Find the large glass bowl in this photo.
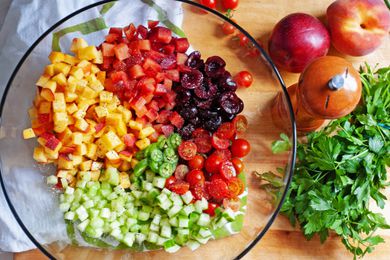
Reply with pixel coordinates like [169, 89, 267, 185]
[0, 0, 296, 259]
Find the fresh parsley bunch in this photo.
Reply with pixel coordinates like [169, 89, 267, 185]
[265, 64, 390, 258]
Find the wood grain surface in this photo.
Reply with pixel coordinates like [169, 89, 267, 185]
[14, 0, 390, 259]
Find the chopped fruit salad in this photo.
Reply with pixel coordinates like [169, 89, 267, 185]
[23, 21, 251, 253]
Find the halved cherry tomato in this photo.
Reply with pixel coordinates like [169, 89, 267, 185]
[233, 115, 248, 135]
[169, 180, 190, 195]
[174, 164, 189, 180]
[191, 183, 210, 200]
[205, 154, 224, 174]
[207, 179, 230, 200]
[204, 202, 218, 216]
[220, 160, 237, 180]
[231, 157, 244, 173]
[194, 136, 212, 153]
[212, 149, 232, 161]
[192, 128, 210, 139]
[165, 176, 176, 188]
[188, 154, 205, 170]
[178, 141, 197, 160]
[212, 134, 230, 150]
[231, 138, 251, 158]
[227, 177, 245, 198]
[216, 122, 236, 139]
[210, 173, 223, 181]
[186, 169, 205, 186]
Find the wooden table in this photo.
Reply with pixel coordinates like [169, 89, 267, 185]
[15, 0, 390, 259]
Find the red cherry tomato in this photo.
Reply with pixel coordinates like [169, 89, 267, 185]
[222, 0, 239, 10]
[186, 169, 206, 186]
[194, 136, 212, 153]
[205, 154, 225, 174]
[212, 134, 230, 150]
[210, 173, 223, 181]
[178, 141, 197, 160]
[191, 183, 210, 200]
[216, 122, 236, 139]
[227, 177, 244, 198]
[231, 138, 251, 158]
[219, 160, 237, 180]
[207, 179, 230, 200]
[204, 202, 219, 216]
[174, 164, 189, 180]
[169, 180, 190, 195]
[234, 71, 253, 88]
[232, 115, 248, 135]
[231, 157, 244, 173]
[221, 21, 236, 35]
[192, 128, 210, 139]
[236, 33, 249, 47]
[188, 154, 205, 170]
[200, 0, 217, 9]
[212, 149, 232, 161]
[165, 176, 176, 189]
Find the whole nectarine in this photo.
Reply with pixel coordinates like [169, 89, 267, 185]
[327, 0, 390, 56]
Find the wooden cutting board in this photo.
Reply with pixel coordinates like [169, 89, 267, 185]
[15, 0, 390, 259]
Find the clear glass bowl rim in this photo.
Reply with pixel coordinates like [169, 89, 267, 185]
[0, 0, 297, 259]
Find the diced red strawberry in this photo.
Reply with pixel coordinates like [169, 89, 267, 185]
[123, 133, 136, 147]
[105, 33, 120, 43]
[119, 150, 133, 158]
[137, 25, 148, 39]
[124, 23, 136, 40]
[157, 110, 172, 124]
[148, 131, 160, 142]
[175, 38, 190, 53]
[169, 111, 184, 128]
[147, 100, 159, 111]
[153, 123, 163, 133]
[135, 117, 148, 127]
[155, 72, 165, 83]
[146, 109, 159, 121]
[149, 26, 172, 44]
[154, 84, 168, 96]
[128, 64, 145, 79]
[177, 64, 192, 73]
[114, 43, 130, 61]
[164, 78, 173, 89]
[109, 27, 123, 36]
[40, 132, 55, 141]
[102, 56, 114, 70]
[101, 43, 115, 57]
[112, 59, 127, 71]
[142, 58, 161, 72]
[165, 69, 180, 82]
[138, 40, 151, 51]
[162, 44, 175, 55]
[148, 20, 159, 29]
[161, 124, 174, 136]
[160, 55, 177, 70]
[60, 146, 76, 154]
[144, 50, 166, 63]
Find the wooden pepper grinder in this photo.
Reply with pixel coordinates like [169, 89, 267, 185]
[272, 56, 362, 133]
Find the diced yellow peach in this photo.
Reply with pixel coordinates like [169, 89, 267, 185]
[75, 144, 87, 156]
[23, 128, 36, 139]
[51, 73, 67, 86]
[71, 132, 83, 145]
[53, 63, 71, 76]
[94, 106, 108, 118]
[129, 120, 143, 131]
[42, 80, 57, 93]
[114, 143, 126, 153]
[76, 59, 91, 69]
[106, 150, 120, 161]
[28, 107, 38, 120]
[86, 143, 97, 160]
[91, 161, 103, 171]
[37, 137, 46, 147]
[92, 51, 103, 64]
[106, 113, 122, 126]
[73, 109, 86, 119]
[119, 160, 131, 171]
[67, 116, 75, 126]
[53, 112, 68, 133]
[119, 152, 132, 162]
[130, 159, 139, 169]
[139, 127, 155, 139]
[106, 102, 117, 112]
[96, 71, 106, 85]
[77, 46, 100, 61]
[88, 78, 104, 93]
[70, 155, 83, 166]
[36, 75, 50, 87]
[119, 172, 131, 189]
[82, 134, 94, 143]
[40, 88, 55, 102]
[39, 101, 52, 114]
[57, 170, 70, 178]
[69, 66, 84, 80]
[57, 156, 74, 169]
[117, 106, 132, 123]
[44, 64, 55, 77]
[99, 91, 113, 103]
[70, 38, 88, 53]
[44, 147, 60, 160]
[66, 103, 78, 114]
[100, 131, 122, 150]
[48, 51, 65, 63]
[75, 118, 89, 131]
[33, 90, 43, 107]
[64, 92, 78, 103]
[135, 138, 151, 150]
[90, 170, 100, 181]
[80, 160, 92, 171]
[95, 139, 108, 158]
[116, 120, 127, 137]
[53, 93, 66, 112]
[64, 54, 79, 65]
[57, 128, 73, 144]
[81, 87, 98, 99]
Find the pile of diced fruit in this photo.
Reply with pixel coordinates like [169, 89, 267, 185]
[23, 21, 251, 253]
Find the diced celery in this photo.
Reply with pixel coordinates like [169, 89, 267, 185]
[142, 205, 153, 213]
[152, 214, 162, 225]
[77, 219, 89, 232]
[222, 207, 236, 221]
[164, 243, 180, 253]
[64, 211, 75, 220]
[60, 178, 68, 189]
[83, 200, 94, 209]
[147, 232, 158, 243]
[106, 167, 119, 186]
[130, 224, 141, 233]
[90, 217, 104, 228]
[162, 188, 172, 196]
[157, 193, 168, 203]
[107, 192, 118, 200]
[169, 217, 178, 227]
[131, 190, 142, 199]
[135, 233, 146, 244]
[100, 208, 111, 219]
[177, 228, 190, 236]
[46, 175, 58, 185]
[160, 225, 172, 238]
[194, 198, 208, 213]
[123, 232, 135, 247]
[170, 193, 183, 206]
[59, 202, 70, 212]
[150, 223, 159, 232]
[195, 235, 211, 244]
[215, 216, 228, 228]
[138, 211, 150, 221]
[110, 228, 123, 240]
[110, 220, 120, 230]
[85, 226, 103, 238]
[88, 208, 99, 218]
[142, 181, 153, 191]
[126, 218, 137, 228]
[157, 236, 168, 246]
[181, 204, 195, 216]
[64, 194, 74, 203]
[145, 170, 155, 182]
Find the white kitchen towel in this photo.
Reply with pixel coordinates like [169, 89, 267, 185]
[0, 0, 183, 252]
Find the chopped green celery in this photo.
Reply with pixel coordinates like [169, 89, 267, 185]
[131, 224, 141, 233]
[138, 211, 150, 221]
[160, 225, 172, 238]
[135, 233, 146, 244]
[162, 188, 172, 196]
[103, 167, 119, 186]
[123, 232, 135, 247]
[194, 235, 211, 245]
[167, 205, 182, 218]
[169, 216, 178, 227]
[160, 201, 172, 213]
[215, 216, 229, 228]
[70, 202, 80, 212]
[142, 181, 153, 191]
[73, 189, 83, 201]
[100, 182, 112, 192]
[164, 242, 180, 253]
[64, 194, 75, 203]
[186, 240, 201, 251]
[107, 192, 118, 201]
[194, 198, 208, 213]
[126, 218, 137, 228]
[77, 219, 89, 232]
[111, 198, 125, 210]
[126, 206, 138, 218]
[85, 225, 103, 239]
[150, 223, 159, 232]
[110, 228, 123, 240]
[131, 190, 142, 199]
[46, 175, 58, 185]
[100, 208, 111, 219]
[76, 180, 87, 189]
[87, 187, 98, 197]
[83, 200, 94, 209]
[145, 170, 156, 181]
[110, 220, 120, 230]
[152, 214, 162, 225]
[152, 207, 161, 216]
[142, 205, 153, 213]
[81, 194, 90, 202]
[157, 236, 168, 246]
[222, 207, 236, 221]
[197, 213, 210, 226]
[96, 199, 107, 209]
[59, 202, 70, 212]
[160, 218, 170, 227]
[153, 177, 166, 189]
[181, 205, 195, 216]
[157, 193, 168, 204]
[140, 224, 150, 235]
[114, 185, 125, 195]
[88, 208, 99, 218]
[64, 211, 75, 220]
[79, 171, 91, 182]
